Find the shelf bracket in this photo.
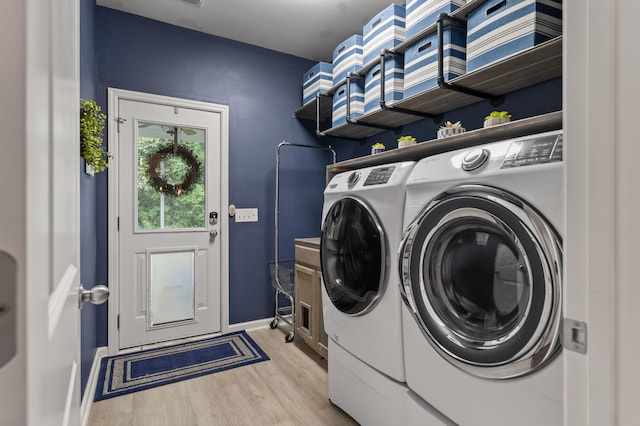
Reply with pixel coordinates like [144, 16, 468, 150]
[436, 13, 505, 107]
[379, 49, 443, 124]
[314, 92, 366, 142]
[315, 92, 332, 137]
[345, 73, 397, 131]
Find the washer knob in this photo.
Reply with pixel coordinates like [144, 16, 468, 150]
[347, 171, 361, 187]
[462, 148, 489, 171]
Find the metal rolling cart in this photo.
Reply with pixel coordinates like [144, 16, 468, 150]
[268, 141, 336, 343]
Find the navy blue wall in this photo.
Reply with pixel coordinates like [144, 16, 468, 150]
[95, 7, 367, 329]
[79, 0, 102, 397]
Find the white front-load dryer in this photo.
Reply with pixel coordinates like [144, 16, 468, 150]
[399, 131, 564, 426]
[321, 161, 453, 425]
[321, 161, 415, 383]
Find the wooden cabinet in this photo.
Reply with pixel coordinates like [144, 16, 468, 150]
[294, 238, 328, 359]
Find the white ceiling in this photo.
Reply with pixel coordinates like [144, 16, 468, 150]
[96, 0, 400, 62]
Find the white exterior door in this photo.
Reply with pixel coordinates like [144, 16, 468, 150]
[0, 0, 88, 425]
[113, 94, 225, 349]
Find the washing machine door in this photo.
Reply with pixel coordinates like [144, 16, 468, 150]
[399, 184, 562, 379]
[321, 196, 388, 316]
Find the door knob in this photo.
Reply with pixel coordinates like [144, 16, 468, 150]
[209, 229, 218, 239]
[79, 285, 110, 308]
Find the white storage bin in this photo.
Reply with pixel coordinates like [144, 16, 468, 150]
[466, 0, 562, 72]
[362, 4, 406, 65]
[403, 26, 466, 99]
[364, 56, 404, 113]
[302, 62, 333, 106]
[405, 0, 466, 40]
[332, 80, 365, 127]
[332, 35, 363, 85]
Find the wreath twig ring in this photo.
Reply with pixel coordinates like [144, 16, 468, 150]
[147, 144, 202, 197]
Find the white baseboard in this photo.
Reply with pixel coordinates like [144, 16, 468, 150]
[228, 318, 273, 333]
[81, 346, 107, 426]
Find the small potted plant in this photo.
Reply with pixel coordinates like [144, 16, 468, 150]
[484, 110, 512, 128]
[371, 142, 385, 155]
[437, 120, 466, 139]
[80, 99, 110, 174]
[397, 135, 417, 149]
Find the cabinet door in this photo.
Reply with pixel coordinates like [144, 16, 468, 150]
[294, 264, 316, 343]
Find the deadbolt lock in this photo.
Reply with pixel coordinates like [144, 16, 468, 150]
[209, 211, 218, 225]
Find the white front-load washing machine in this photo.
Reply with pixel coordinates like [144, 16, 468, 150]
[321, 161, 453, 425]
[399, 130, 564, 426]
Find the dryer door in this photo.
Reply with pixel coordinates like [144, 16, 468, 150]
[399, 184, 562, 379]
[321, 196, 388, 316]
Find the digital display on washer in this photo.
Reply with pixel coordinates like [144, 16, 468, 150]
[363, 166, 396, 186]
[501, 134, 563, 168]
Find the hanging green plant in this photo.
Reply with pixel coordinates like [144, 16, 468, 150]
[80, 99, 110, 173]
[146, 143, 203, 197]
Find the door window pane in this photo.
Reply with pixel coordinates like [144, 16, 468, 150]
[137, 122, 206, 230]
[149, 250, 195, 326]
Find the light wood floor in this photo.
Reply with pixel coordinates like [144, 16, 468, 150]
[88, 327, 358, 426]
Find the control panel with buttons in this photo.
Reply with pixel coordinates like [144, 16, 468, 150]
[363, 166, 396, 186]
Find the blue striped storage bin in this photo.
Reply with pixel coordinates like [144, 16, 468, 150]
[332, 80, 365, 127]
[302, 62, 333, 106]
[364, 56, 404, 113]
[406, 0, 466, 40]
[403, 26, 466, 99]
[362, 4, 406, 65]
[466, 0, 562, 72]
[332, 35, 363, 85]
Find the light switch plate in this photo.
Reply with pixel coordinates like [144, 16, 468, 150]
[235, 208, 258, 222]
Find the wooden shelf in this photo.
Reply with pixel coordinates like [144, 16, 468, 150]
[326, 111, 562, 177]
[393, 37, 562, 115]
[293, 34, 562, 140]
[294, 95, 332, 121]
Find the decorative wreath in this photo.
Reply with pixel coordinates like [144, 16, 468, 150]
[146, 144, 202, 197]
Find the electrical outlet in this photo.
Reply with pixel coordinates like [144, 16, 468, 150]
[235, 208, 258, 223]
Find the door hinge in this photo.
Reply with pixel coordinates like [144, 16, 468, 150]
[117, 217, 120, 231]
[563, 318, 587, 354]
[115, 117, 126, 133]
[117, 315, 120, 330]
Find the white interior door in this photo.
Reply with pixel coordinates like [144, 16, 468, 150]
[116, 98, 223, 349]
[0, 0, 88, 425]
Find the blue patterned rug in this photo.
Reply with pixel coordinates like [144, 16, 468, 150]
[94, 330, 269, 401]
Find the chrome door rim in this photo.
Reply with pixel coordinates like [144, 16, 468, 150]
[321, 196, 389, 316]
[399, 184, 562, 379]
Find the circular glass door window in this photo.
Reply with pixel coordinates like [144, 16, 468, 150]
[427, 221, 530, 345]
[321, 197, 387, 315]
[400, 185, 562, 378]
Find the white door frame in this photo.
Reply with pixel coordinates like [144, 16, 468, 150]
[564, 0, 639, 424]
[563, 1, 614, 422]
[107, 88, 230, 355]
